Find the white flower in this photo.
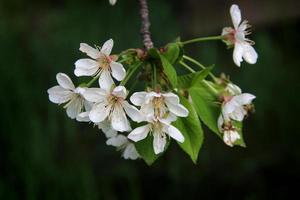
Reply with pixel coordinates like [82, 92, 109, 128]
[47, 73, 89, 119]
[109, 0, 117, 5]
[217, 115, 240, 147]
[130, 91, 189, 120]
[74, 39, 126, 90]
[222, 93, 256, 121]
[222, 4, 258, 67]
[128, 117, 184, 154]
[225, 83, 242, 95]
[82, 85, 142, 132]
[106, 134, 140, 160]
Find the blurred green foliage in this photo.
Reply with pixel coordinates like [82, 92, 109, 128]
[0, 0, 299, 199]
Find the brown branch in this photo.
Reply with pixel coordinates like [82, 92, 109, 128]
[139, 0, 154, 50]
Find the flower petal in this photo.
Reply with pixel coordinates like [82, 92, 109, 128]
[165, 101, 189, 117]
[223, 130, 240, 147]
[111, 104, 131, 132]
[130, 92, 147, 106]
[122, 101, 143, 122]
[82, 88, 107, 103]
[226, 83, 242, 95]
[233, 43, 244, 67]
[106, 134, 127, 147]
[101, 39, 114, 56]
[98, 121, 118, 138]
[112, 86, 127, 99]
[163, 92, 180, 104]
[66, 97, 83, 119]
[217, 115, 224, 132]
[166, 124, 185, 143]
[47, 86, 72, 104]
[230, 4, 242, 29]
[110, 61, 126, 81]
[153, 131, 166, 154]
[122, 143, 140, 160]
[99, 70, 114, 90]
[56, 73, 75, 90]
[127, 124, 150, 142]
[89, 103, 110, 123]
[233, 93, 256, 105]
[74, 59, 99, 76]
[242, 44, 258, 64]
[76, 111, 90, 122]
[79, 43, 101, 59]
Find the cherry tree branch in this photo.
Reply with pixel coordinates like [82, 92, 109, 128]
[139, 0, 154, 50]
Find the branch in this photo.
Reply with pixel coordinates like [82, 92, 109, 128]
[139, 0, 154, 50]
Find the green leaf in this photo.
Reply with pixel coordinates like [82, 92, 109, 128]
[189, 83, 221, 136]
[135, 135, 159, 165]
[159, 54, 178, 87]
[148, 48, 160, 59]
[173, 95, 204, 163]
[232, 120, 246, 147]
[178, 66, 213, 89]
[162, 43, 183, 64]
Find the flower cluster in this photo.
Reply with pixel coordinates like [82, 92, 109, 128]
[48, 4, 258, 164]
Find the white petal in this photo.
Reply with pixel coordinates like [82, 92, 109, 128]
[101, 39, 114, 56]
[76, 111, 90, 122]
[122, 101, 143, 122]
[66, 97, 83, 119]
[47, 86, 72, 104]
[111, 104, 131, 132]
[110, 61, 126, 81]
[56, 73, 75, 90]
[145, 92, 160, 104]
[230, 4, 242, 29]
[106, 134, 127, 147]
[153, 131, 166, 154]
[163, 92, 180, 104]
[226, 83, 242, 95]
[164, 113, 177, 124]
[217, 115, 224, 132]
[222, 27, 233, 36]
[127, 124, 150, 142]
[140, 103, 154, 120]
[242, 44, 258, 64]
[233, 93, 256, 105]
[83, 100, 93, 111]
[130, 92, 147, 106]
[223, 130, 240, 147]
[122, 143, 140, 160]
[89, 103, 110, 123]
[98, 121, 117, 138]
[82, 88, 107, 103]
[165, 101, 189, 117]
[112, 86, 127, 99]
[229, 107, 246, 121]
[233, 43, 244, 67]
[79, 43, 101, 59]
[166, 124, 184, 143]
[222, 99, 240, 117]
[74, 59, 99, 76]
[109, 0, 117, 6]
[99, 70, 114, 90]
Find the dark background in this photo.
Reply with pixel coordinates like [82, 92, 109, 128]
[1, 0, 299, 199]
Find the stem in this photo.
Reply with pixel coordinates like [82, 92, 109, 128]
[139, 0, 154, 50]
[181, 35, 223, 45]
[86, 74, 100, 87]
[179, 61, 195, 73]
[120, 62, 142, 86]
[152, 63, 157, 88]
[183, 55, 217, 81]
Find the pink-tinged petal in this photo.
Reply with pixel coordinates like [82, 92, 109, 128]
[89, 103, 110, 123]
[101, 39, 114, 56]
[242, 44, 258, 64]
[47, 86, 72, 104]
[233, 43, 244, 67]
[111, 104, 131, 132]
[106, 134, 127, 147]
[153, 130, 166, 154]
[99, 69, 114, 90]
[166, 124, 184, 143]
[230, 4, 242, 29]
[66, 97, 83, 119]
[128, 124, 150, 142]
[74, 59, 99, 76]
[110, 61, 126, 81]
[82, 88, 107, 103]
[130, 92, 147, 106]
[112, 86, 127, 99]
[79, 43, 101, 59]
[122, 101, 143, 122]
[56, 73, 75, 90]
[122, 143, 140, 160]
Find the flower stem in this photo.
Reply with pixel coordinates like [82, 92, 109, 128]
[179, 61, 195, 73]
[120, 62, 142, 86]
[86, 74, 100, 87]
[183, 55, 217, 81]
[181, 35, 223, 45]
[152, 63, 157, 88]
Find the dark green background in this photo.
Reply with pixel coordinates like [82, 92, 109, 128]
[1, 0, 299, 199]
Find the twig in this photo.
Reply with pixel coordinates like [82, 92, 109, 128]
[139, 0, 154, 50]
